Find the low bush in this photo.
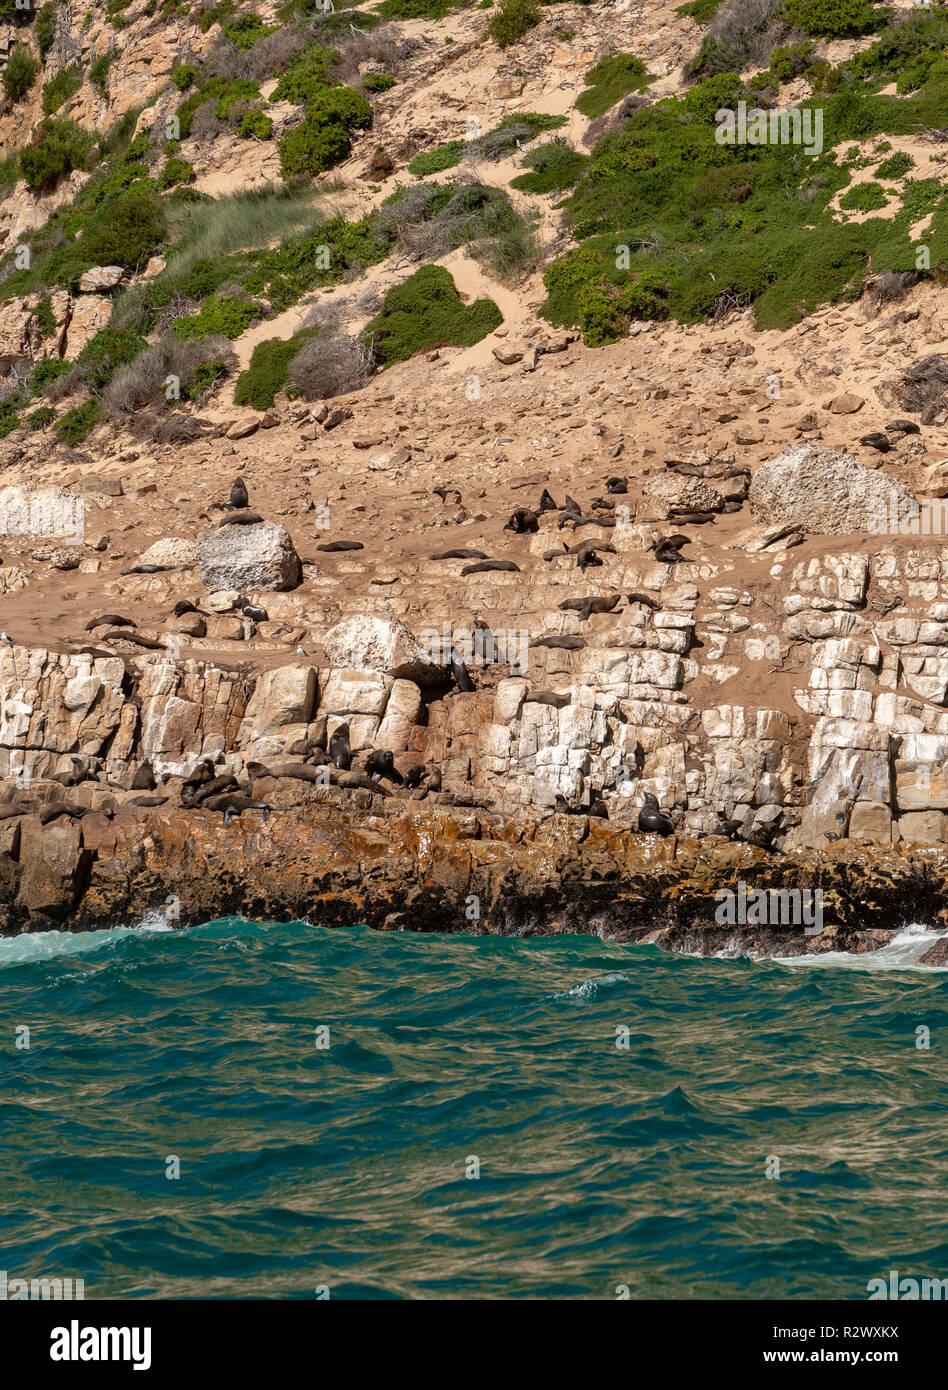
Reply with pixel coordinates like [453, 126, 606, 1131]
[783, 0, 884, 39]
[364, 264, 502, 366]
[488, 0, 540, 47]
[173, 294, 260, 338]
[157, 156, 194, 189]
[234, 328, 317, 408]
[238, 108, 273, 139]
[36, 2, 58, 62]
[875, 150, 913, 179]
[362, 73, 395, 93]
[89, 52, 112, 95]
[839, 180, 889, 211]
[26, 405, 56, 430]
[575, 54, 651, 119]
[287, 329, 374, 400]
[55, 400, 101, 446]
[42, 63, 82, 115]
[103, 333, 235, 415]
[83, 191, 166, 270]
[3, 44, 39, 102]
[511, 138, 588, 192]
[20, 118, 95, 190]
[408, 140, 465, 177]
[173, 63, 198, 91]
[278, 86, 371, 177]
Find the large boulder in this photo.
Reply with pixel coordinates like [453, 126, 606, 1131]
[749, 443, 918, 535]
[196, 523, 301, 592]
[138, 537, 197, 569]
[322, 616, 444, 684]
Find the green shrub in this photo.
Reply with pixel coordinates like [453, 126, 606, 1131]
[408, 140, 465, 176]
[510, 138, 587, 193]
[30, 358, 71, 396]
[675, 0, 722, 17]
[188, 358, 229, 400]
[575, 53, 651, 119]
[213, 78, 260, 120]
[20, 118, 95, 190]
[89, 52, 112, 95]
[173, 295, 261, 338]
[238, 108, 273, 139]
[3, 44, 39, 102]
[0, 399, 21, 441]
[172, 63, 198, 91]
[838, 180, 888, 211]
[364, 264, 502, 366]
[278, 87, 371, 178]
[56, 400, 100, 446]
[73, 327, 148, 393]
[42, 63, 82, 115]
[782, 0, 884, 38]
[270, 44, 335, 105]
[157, 156, 194, 189]
[377, 0, 456, 15]
[83, 191, 166, 269]
[223, 13, 275, 50]
[875, 150, 913, 180]
[36, 2, 58, 62]
[362, 73, 395, 93]
[234, 329, 317, 409]
[26, 405, 56, 430]
[32, 298, 56, 337]
[488, 0, 540, 48]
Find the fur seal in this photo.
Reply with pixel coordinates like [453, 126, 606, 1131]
[218, 512, 265, 527]
[201, 792, 270, 824]
[128, 795, 168, 807]
[223, 478, 249, 511]
[504, 508, 539, 534]
[860, 433, 890, 452]
[189, 774, 239, 807]
[558, 595, 621, 622]
[242, 603, 269, 623]
[638, 793, 674, 837]
[0, 802, 28, 820]
[51, 756, 89, 788]
[404, 765, 424, 790]
[247, 760, 328, 786]
[427, 768, 442, 793]
[887, 419, 920, 435]
[606, 477, 628, 494]
[533, 635, 586, 650]
[121, 564, 168, 575]
[329, 724, 351, 771]
[627, 591, 661, 610]
[527, 691, 571, 710]
[85, 614, 136, 631]
[450, 649, 475, 693]
[102, 629, 167, 650]
[538, 489, 558, 512]
[431, 549, 487, 561]
[172, 600, 203, 618]
[364, 749, 403, 785]
[335, 770, 389, 795]
[461, 560, 520, 575]
[181, 759, 216, 795]
[39, 801, 87, 825]
[653, 535, 690, 565]
[316, 540, 364, 552]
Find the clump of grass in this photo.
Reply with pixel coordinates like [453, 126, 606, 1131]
[173, 295, 261, 339]
[875, 150, 913, 180]
[488, 0, 540, 48]
[510, 138, 588, 193]
[575, 54, 652, 119]
[364, 264, 502, 366]
[839, 180, 889, 212]
[43, 64, 82, 115]
[408, 141, 465, 177]
[235, 329, 318, 409]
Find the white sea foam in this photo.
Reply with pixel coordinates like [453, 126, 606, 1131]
[777, 922, 948, 972]
[555, 972, 629, 999]
[0, 917, 173, 968]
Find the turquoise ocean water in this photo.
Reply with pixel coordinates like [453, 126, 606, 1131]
[1, 918, 946, 1300]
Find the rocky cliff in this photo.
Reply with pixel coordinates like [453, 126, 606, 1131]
[0, 0, 947, 951]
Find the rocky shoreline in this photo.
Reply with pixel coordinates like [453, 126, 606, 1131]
[3, 792, 948, 964]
